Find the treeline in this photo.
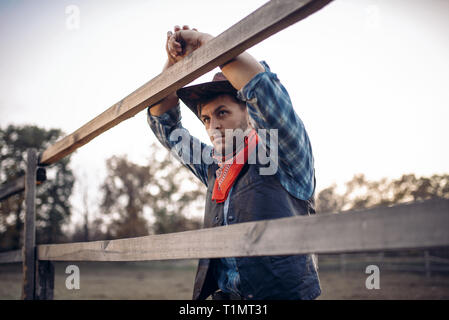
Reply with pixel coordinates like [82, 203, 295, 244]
[1, 124, 448, 252]
[71, 146, 205, 242]
[316, 173, 449, 213]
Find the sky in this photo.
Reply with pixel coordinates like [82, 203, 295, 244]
[1, 0, 448, 226]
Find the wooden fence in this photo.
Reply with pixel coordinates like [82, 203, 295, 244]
[0, 0, 448, 300]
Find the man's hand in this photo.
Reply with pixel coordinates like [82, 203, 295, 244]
[166, 25, 213, 65]
[152, 25, 208, 116]
[165, 25, 263, 90]
[151, 24, 263, 117]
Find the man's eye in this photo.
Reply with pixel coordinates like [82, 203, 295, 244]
[202, 118, 210, 124]
[218, 110, 226, 116]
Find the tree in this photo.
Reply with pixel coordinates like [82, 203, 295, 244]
[100, 155, 152, 238]
[316, 173, 449, 214]
[100, 143, 204, 238]
[0, 125, 75, 250]
[315, 183, 343, 214]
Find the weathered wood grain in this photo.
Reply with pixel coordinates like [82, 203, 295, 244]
[0, 168, 46, 201]
[39, 0, 333, 165]
[0, 177, 25, 201]
[0, 249, 22, 264]
[37, 198, 449, 262]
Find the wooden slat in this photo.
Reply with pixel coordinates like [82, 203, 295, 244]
[37, 198, 449, 262]
[0, 169, 46, 201]
[39, 0, 333, 165]
[0, 250, 22, 264]
[0, 177, 25, 201]
[21, 149, 37, 300]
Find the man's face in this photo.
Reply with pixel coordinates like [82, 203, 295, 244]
[200, 94, 250, 156]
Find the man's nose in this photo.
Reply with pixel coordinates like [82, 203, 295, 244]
[209, 116, 221, 130]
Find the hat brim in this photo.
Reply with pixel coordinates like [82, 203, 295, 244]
[176, 80, 237, 119]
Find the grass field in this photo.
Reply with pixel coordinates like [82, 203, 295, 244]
[1, 259, 448, 300]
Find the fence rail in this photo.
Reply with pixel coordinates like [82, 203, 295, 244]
[0, 168, 46, 201]
[2, 198, 448, 263]
[0, 250, 22, 264]
[0, 177, 24, 201]
[35, 198, 449, 262]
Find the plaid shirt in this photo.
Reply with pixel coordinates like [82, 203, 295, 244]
[147, 61, 315, 200]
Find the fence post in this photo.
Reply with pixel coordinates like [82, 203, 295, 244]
[35, 260, 55, 300]
[424, 250, 431, 278]
[21, 149, 37, 300]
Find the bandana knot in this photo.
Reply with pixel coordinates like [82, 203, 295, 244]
[211, 129, 258, 203]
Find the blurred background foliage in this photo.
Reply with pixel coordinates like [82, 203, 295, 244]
[0, 125, 74, 250]
[316, 173, 449, 214]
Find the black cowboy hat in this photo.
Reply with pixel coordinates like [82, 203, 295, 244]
[176, 72, 237, 119]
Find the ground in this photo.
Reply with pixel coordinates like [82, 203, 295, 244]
[1, 259, 448, 300]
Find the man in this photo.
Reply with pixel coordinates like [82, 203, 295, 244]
[147, 25, 320, 300]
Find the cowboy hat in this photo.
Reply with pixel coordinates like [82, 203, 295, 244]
[176, 72, 237, 119]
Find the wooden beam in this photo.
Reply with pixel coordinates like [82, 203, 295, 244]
[0, 250, 22, 264]
[37, 198, 449, 262]
[0, 168, 46, 201]
[21, 149, 37, 300]
[39, 0, 333, 165]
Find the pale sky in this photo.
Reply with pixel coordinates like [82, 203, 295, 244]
[1, 0, 448, 225]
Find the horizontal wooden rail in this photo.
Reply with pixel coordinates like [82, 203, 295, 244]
[39, 0, 333, 165]
[0, 169, 46, 201]
[36, 198, 449, 262]
[0, 177, 24, 201]
[0, 249, 22, 264]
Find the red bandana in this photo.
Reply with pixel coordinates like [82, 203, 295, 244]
[211, 129, 258, 203]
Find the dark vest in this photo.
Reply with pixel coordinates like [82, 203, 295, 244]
[192, 158, 321, 300]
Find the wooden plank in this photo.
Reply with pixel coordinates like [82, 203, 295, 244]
[21, 149, 37, 300]
[39, 0, 333, 165]
[35, 260, 54, 300]
[0, 250, 22, 264]
[37, 198, 449, 262]
[0, 177, 25, 201]
[0, 169, 46, 201]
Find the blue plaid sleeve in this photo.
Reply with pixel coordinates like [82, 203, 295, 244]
[237, 61, 315, 200]
[146, 104, 212, 187]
